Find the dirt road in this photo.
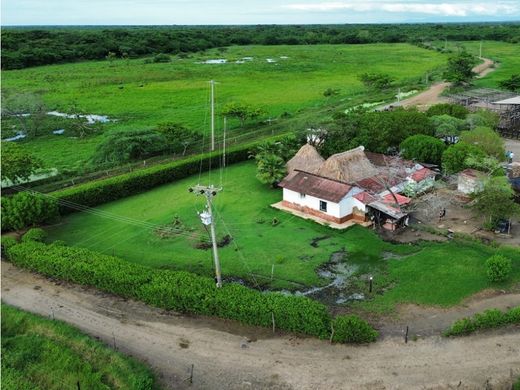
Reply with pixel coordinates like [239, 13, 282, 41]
[395, 58, 495, 110]
[2, 262, 520, 390]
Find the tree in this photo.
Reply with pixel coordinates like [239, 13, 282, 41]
[443, 51, 477, 85]
[68, 103, 100, 138]
[156, 122, 202, 155]
[426, 103, 468, 119]
[465, 109, 500, 130]
[255, 154, 286, 187]
[1, 142, 42, 183]
[429, 114, 466, 142]
[90, 129, 169, 167]
[498, 74, 520, 92]
[358, 73, 394, 90]
[459, 126, 505, 160]
[441, 142, 486, 174]
[472, 176, 519, 229]
[400, 134, 446, 165]
[221, 102, 265, 127]
[1, 91, 47, 137]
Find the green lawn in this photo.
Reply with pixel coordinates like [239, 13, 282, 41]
[45, 161, 520, 310]
[2, 43, 447, 170]
[1, 304, 157, 390]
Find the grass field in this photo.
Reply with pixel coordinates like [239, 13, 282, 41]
[2, 43, 447, 170]
[45, 161, 520, 309]
[433, 40, 520, 89]
[1, 304, 157, 389]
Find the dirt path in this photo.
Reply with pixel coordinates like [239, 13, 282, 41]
[393, 57, 495, 110]
[2, 262, 520, 390]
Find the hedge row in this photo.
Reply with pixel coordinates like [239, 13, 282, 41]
[444, 307, 520, 336]
[6, 241, 378, 343]
[1, 138, 283, 232]
[51, 139, 269, 213]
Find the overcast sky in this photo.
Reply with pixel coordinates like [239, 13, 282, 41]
[2, 0, 519, 25]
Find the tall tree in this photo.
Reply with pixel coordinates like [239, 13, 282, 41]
[443, 52, 477, 86]
[1, 92, 47, 137]
[1, 142, 42, 183]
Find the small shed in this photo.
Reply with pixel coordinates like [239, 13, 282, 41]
[457, 169, 486, 195]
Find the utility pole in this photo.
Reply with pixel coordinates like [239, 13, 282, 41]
[189, 184, 223, 287]
[222, 117, 227, 169]
[210, 80, 215, 151]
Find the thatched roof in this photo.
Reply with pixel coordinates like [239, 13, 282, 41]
[286, 144, 325, 174]
[317, 146, 378, 183]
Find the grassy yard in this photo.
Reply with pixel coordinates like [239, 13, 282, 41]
[1, 304, 157, 390]
[2, 43, 446, 170]
[45, 161, 520, 310]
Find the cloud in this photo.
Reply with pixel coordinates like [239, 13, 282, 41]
[283, 1, 520, 16]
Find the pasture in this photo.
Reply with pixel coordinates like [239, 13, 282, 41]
[1, 304, 156, 389]
[45, 161, 520, 310]
[2, 43, 447, 170]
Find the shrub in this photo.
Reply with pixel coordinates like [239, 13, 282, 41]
[400, 134, 446, 165]
[426, 103, 468, 119]
[331, 315, 379, 343]
[21, 228, 47, 243]
[441, 142, 486, 174]
[1, 236, 18, 254]
[444, 306, 520, 336]
[1, 192, 59, 232]
[485, 255, 512, 282]
[5, 242, 374, 342]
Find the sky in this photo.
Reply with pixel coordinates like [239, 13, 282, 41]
[2, 0, 519, 25]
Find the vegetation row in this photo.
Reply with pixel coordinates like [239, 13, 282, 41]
[444, 306, 520, 336]
[4, 239, 378, 344]
[1, 304, 156, 390]
[3, 23, 519, 69]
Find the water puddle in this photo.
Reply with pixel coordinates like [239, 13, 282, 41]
[47, 111, 110, 124]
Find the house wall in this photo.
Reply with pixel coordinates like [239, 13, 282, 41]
[458, 175, 483, 194]
[283, 189, 342, 218]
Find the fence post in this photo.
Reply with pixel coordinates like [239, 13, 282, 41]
[405, 326, 409, 344]
[189, 364, 194, 385]
[77, 380, 81, 390]
[271, 312, 275, 333]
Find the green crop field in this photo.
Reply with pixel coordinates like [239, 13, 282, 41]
[2, 43, 447, 171]
[45, 161, 520, 310]
[1, 304, 157, 389]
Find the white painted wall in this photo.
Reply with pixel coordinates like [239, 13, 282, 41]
[283, 188, 342, 218]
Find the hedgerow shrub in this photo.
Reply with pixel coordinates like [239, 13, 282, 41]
[21, 228, 47, 243]
[331, 315, 379, 343]
[444, 306, 520, 336]
[1, 236, 18, 251]
[485, 255, 512, 282]
[1, 192, 58, 232]
[5, 242, 377, 342]
[0, 137, 286, 232]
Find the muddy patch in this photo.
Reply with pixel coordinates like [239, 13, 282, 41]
[310, 236, 330, 248]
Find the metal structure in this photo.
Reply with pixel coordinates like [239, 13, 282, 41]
[448, 88, 520, 139]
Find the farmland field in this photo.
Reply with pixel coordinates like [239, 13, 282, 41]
[45, 161, 520, 310]
[1, 304, 157, 389]
[2, 43, 447, 171]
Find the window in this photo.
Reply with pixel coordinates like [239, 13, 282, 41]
[299, 193, 306, 199]
[319, 200, 327, 212]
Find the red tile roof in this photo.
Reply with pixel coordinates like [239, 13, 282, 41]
[383, 193, 411, 205]
[460, 168, 485, 178]
[410, 167, 435, 182]
[279, 170, 352, 203]
[353, 191, 376, 205]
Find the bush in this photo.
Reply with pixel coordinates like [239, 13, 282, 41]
[400, 134, 446, 165]
[331, 315, 379, 343]
[485, 255, 512, 282]
[1, 236, 18, 254]
[21, 228, 47, 243]
[4, 242, 376, 342]
[445, 306, 520, 336]
[441, 142, 486, 174]
[426, 103, 469, 119]
[1, 192, 59, 232]
[153, 53, 171, 63]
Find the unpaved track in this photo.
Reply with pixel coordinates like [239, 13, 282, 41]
[2, 262, 520, 390]
[395, 58, 495, 109]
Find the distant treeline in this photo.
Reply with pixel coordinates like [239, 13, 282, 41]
[2, 23, 520, 70]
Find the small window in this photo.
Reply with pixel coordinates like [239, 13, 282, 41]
[299, 193, 306, 199]
[319, 200, 327, 212]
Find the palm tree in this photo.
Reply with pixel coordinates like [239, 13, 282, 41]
[256, 154, 286, 187]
